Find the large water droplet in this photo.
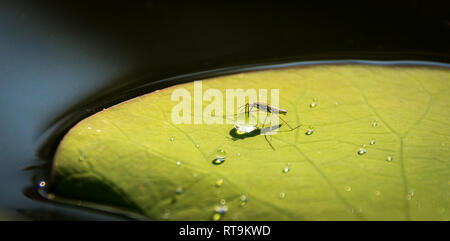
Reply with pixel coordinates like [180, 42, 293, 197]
[39, 181, 46, 188]
[234, 112, 258, 134]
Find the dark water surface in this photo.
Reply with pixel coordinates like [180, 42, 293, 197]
[0, 1, 448, 220]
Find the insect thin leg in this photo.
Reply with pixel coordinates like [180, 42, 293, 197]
[269, 113, 274, 143]
[261, 113, 275, 150]
[278, 115, 301, 131]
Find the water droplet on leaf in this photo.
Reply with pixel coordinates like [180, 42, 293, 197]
[162, 211, 170, 220]
[175, 186, 183, 194]
[358, 148, 367, 155]
[234, 112, 258, 134]
[212, 213, 221, 221]
[214, 204, 228, 214]
[305, 128, 314, 135]
[215, 179, 224, 187]
[240, 194, 248, 206]
[213, 149, 227, 165]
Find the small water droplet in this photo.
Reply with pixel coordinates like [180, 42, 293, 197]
[195, 144, 200, 148]
[370, 140, 376, 145]
[212, 213, 222, 221]
[220, 199, 227, 205]
[240, 194, 248, 206]
[162, 211, 170, 220]
[279, 192, 286, 199]
[345, 186, 352, 192]
[214, 204, 228, 214]
[169, 136, 175, 142]
[386, 155, 393, 162]
[215, 179, 224, 187]
[213, 149, 227, 165]
[305, 128, 314, 135]
[212, 158, 225, 165]
[357, 148, 367, 155]
[237, 152, 241, 157]
[39, 181, 46, 188]
[372, 121, 378, 127]
[407, 190, 415, 201]
[310, 102, 317, 108]
[96, 129, 101, 133]
[87, 126, 92, 130]
[175, 186, 183, 194]
[176, 161, 181, 166]
[374, 190, 381, 196]
[47, 193, 55, 200]
[282, 166, 290, 173]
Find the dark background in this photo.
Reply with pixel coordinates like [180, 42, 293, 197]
[0, 0, 448, 220]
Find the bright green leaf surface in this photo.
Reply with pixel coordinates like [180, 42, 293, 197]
[52, 64, 450, 220]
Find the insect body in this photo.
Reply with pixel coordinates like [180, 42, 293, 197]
[246, 102, 287, 115]
[239, 102, 300, 150]
[241, 102, 298, 131]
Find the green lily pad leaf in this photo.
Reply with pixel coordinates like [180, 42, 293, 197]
[52, 64, 450, 220]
